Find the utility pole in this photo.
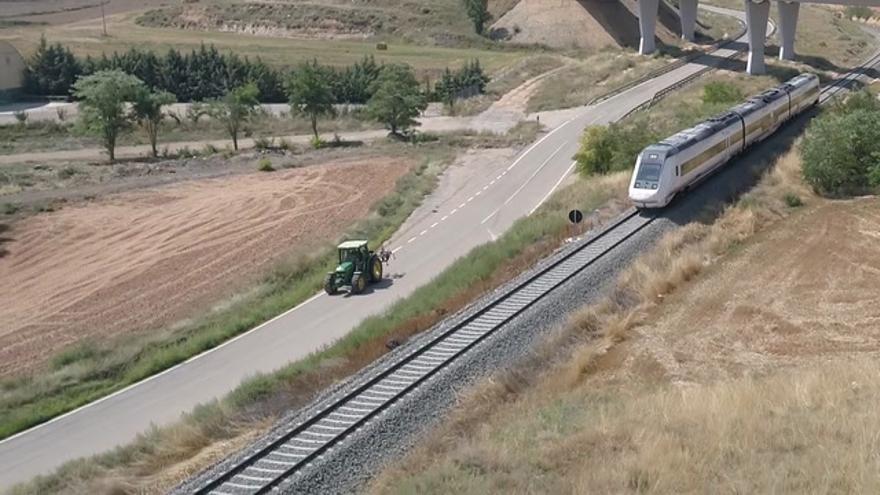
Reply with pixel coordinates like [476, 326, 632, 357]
[100, 1, 107, 36]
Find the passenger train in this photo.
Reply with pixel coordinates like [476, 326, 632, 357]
[628, 73, 820, 208]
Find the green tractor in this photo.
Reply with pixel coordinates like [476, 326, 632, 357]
[324, 240, 384, 295]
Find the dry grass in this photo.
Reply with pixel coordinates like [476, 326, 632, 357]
[370, 143, 875, 494]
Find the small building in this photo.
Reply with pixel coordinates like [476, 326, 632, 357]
[0, 41, 26, 99]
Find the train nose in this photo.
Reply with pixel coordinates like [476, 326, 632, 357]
[629, 188, 658, 203]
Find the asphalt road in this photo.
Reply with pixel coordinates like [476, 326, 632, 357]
[0, 6, 759, 488]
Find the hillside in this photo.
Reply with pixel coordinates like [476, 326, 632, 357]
[492, 0, 684, 50]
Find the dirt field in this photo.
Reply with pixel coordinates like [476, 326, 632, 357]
[0, 156, 410, 378]
[628, 198, 880, 382]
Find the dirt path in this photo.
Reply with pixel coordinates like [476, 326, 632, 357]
[0, 156, 411, 377]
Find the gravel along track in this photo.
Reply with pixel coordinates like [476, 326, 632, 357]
[179, 53, 880, 495]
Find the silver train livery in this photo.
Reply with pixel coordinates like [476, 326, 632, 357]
[629, 73, 820, 208]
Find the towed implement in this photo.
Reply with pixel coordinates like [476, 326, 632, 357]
[324, 240, 383, 295]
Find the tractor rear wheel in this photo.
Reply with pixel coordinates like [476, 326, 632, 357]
[369, 255, 383, 283]
[323, 273, 338, 295]
[351, 272, 366, 294]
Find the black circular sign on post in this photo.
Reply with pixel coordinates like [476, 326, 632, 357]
[568, 209, 583, 224]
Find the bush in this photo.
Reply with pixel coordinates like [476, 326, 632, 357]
[783, 193, 803, 207]
[57, 166, 79, 180]
[254, 136, 273, 150]
[310, 136, 325, 149]
[13, 111, 27, 125]
[801, 107, 880, 196]
[258, 157, 274, 172]
[702, 81, 743, 105]
[574, 123, 659, 176]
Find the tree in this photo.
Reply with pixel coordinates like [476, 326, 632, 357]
[132, 88, 177, 158]
[462, 0, 490, 35]
[73, 70, 144, 161]
[206, 83, 261, 150]
[367, 65, 427, 137]
[286, 60, 336, 141]
[801, 108, 880, 196]
[23, 36, 82, 96]
[574, 125, 614, 175]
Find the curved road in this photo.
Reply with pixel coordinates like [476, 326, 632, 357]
[0, 6, 760, 488]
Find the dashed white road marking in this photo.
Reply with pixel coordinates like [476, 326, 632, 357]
[459, 202, 466, 208]
[450, 208, 457, 215]
[482, 142, 567, 225]
[391, 246, 403, 254]
[441, 215, 448, 221]
[419, 230, 428, 236]
[475, 190, 481, 196]
[430, 222, 438, 228]
[489, 180, 496, 185]
[482, 185, 489, 190]
[467, 197, 474, 203]
[529, 161, 577, 215]
[407, 237, 417, 243]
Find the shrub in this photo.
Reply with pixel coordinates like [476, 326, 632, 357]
[202, 143, 219, 155]
[1, 203, 19, 215]
[783, 193, 803, 207]
[801, 108, 880, 196]
[310, 136, 325, 149]
[575, 123, 659, 176]
[57, 166, 79, 180]
[258, 157, 275, 172]
[254, 136, 274, 150]
[55, 107, 67, 121]
[702, 81, 743, 106]
[13, 111, 27, 125]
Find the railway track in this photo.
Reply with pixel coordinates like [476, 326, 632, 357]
[193, 208, 655, 495]
[817, 48, 880, 104]
[192, 44, 880, 495]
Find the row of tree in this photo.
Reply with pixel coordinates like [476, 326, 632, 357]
[23, 38, 490, 105]
[74, 61, 429, 161]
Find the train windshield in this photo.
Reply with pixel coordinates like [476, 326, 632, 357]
[636, 162, 662, 183]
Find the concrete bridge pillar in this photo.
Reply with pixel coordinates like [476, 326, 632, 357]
[638, 0, 660, 54]
[679, 0, 699, 42]
[745, 0, 770, 75]
[777, 1, 800, 60]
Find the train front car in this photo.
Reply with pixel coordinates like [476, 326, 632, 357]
[628, 146, 674, 208]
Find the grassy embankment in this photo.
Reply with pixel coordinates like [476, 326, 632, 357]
[9, 66, 785, 495]
[0, 2, 529, 80]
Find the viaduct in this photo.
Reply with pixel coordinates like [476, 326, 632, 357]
[636, 0, 880, 74]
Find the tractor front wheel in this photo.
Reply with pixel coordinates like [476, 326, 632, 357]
[369, 255, 383, 283]
[323, 273, 337, 295]
[351, 272, 366, 294]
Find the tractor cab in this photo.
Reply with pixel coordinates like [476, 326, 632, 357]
[324, 240, 384, 295]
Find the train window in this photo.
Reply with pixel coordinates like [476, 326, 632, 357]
[636, 163, 662, 183]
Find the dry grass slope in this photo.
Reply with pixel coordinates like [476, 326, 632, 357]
[373, 135, 880, 493]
